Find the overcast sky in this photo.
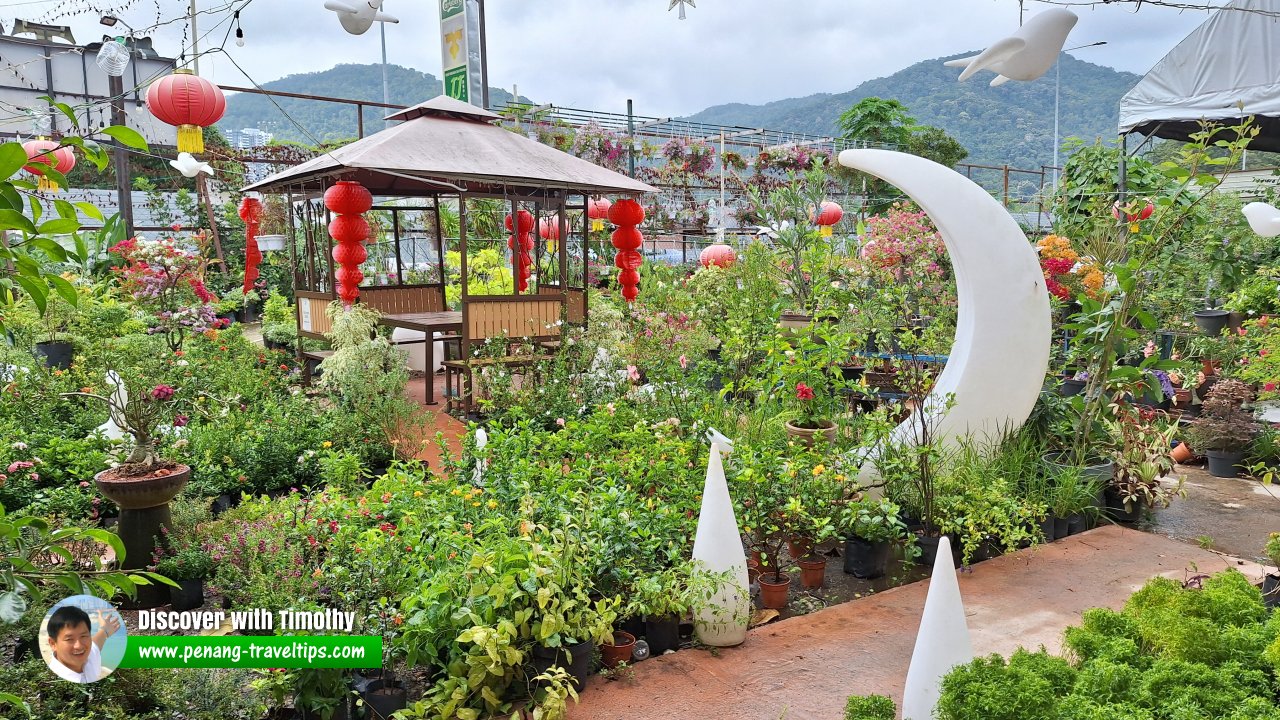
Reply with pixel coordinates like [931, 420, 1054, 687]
[15, 0, 1227, 117]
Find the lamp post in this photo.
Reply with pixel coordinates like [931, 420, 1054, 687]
[100, 14, 137, 237]
[1053, 40, 1106, 188]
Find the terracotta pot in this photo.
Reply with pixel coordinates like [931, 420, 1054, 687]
[786, 536, 813, 560]
[1174, 388, 1192, 406]
[1170, 441, 1196, 464]
[797, 557, 825, 589]
[599, 631, 636, 669]
[95, 464, 190, 510]
[784, 420, 837, 447]
[1202, 359, 1220, 376]
[758, 573, 791, 610]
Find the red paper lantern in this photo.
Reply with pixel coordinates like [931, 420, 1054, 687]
[608, 198, 645, 227]
[538, 216, 562, 251]
[587, 197, 612, 231]
[324, 181, 373, 215]
[700, 243, 737, 268]
[23, 140, 74, 192]
[504, 210, 535, 234]
[813, 201, 843, 237]
[325, 181, 372, 305]
[610, 199, 645, 303]
[145, 69, 226, 154]
[238, 197, 264, 294]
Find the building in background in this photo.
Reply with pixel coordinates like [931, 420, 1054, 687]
[227, 127, 274, 183]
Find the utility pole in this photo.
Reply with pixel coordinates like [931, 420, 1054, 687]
[108, 72, 134, 237]
[189, 0, 199, 72]
[380, 21, 390, 129]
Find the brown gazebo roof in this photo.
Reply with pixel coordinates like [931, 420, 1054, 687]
[243, 95, 655, 196]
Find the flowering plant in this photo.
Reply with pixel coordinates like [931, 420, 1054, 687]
[572, 122, 630, 173]
[1037, 234, 1104, 301]
[761, 325, 850, 430]
[110, 230, 223, 351]
[660, 137, 716, 176]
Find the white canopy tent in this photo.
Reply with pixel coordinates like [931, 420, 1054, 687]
[1119, 0, 1280, 152]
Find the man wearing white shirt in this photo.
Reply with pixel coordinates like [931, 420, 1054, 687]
[46, 605, 119, 683]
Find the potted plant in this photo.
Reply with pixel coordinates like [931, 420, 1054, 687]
[528, 530, 618, 691]
[1186, 379, 1261, 478]
[1264, 532, 1280, 610]
[625, 562, 715, 656]
[840, 498, 913, 579]
[32, 289, 76, 369]
[261, 291, 297, 351]
[1047, 466, 1102, 538]
[256, 195, 290, 252]
[1106, 411, 1184, 521]
[764, 327, 849, 446]
[154, 543, 212, 611]
[62, 335, 192, 607]
[745, 162, 834, 325]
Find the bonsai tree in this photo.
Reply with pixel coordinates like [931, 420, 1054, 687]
[62, 335, 189, 474]
[109, 231, 223, 351]
[1187, 379, 1261, 453]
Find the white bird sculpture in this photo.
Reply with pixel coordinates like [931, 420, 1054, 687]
[1242, 202, 1280, 238]
[170, 152, 213, 179]
[324, 0, 398, 35]
[944, 8, 1078, 86]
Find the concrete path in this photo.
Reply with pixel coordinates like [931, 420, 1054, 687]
[568, 526, 1269, 720]
[1152, 465, 1280, 563]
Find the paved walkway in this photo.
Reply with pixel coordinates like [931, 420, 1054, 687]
[569, 526, 1269, 720]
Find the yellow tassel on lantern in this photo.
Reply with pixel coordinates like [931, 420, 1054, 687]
[176, 124, 204, 154]
[547, 239, 558, 253]
[37, 176, 60, 192]
[820, 225, 833, 237]
[591, 219, 604, 232]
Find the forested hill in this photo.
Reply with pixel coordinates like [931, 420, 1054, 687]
[684, 53, 1142, 170]
[217, 63, 527, 143]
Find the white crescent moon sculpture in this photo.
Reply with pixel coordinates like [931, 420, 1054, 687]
[944, 8, 1078, 86]
[839, 149, 1051, 459]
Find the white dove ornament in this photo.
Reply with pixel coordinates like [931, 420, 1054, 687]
[170, 152, 213, 179]
[324, 0, 399, 35]
[945, 8, 1078, 86]
[1243, 202, 1280, 238]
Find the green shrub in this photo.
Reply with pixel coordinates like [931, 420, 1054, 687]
[843, 693, 896, 720]
[936, 650, 1067, 720]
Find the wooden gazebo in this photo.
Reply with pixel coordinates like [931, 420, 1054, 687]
[244, 95, 655, 406]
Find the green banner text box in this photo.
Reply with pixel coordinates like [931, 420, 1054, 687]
[119, 636, 382, 669]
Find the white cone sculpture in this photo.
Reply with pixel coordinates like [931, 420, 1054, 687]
[690, 443, 750, 646]
[944, 8, 1078, 86]
[902, 536, 974, 720]
[471, 427, 488, 487]
[705, 427, 734, 455]
[96, 371, 126, 441]
[1243, 202, 1280, 238]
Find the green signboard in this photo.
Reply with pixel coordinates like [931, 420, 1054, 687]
[444, 66, 469, 103]
[440, 0, 463, 20]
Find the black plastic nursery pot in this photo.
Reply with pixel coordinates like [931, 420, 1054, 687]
[916, 534, 958, 568]
[33, 340, 73, 369]
[843, 536, 891, 579]
[531, 639, 594, 690]
[1066, 513, 1088, 536]
[645, 615, 681, 655]
[359, 679, 407, 719]
[1059, 378, 1086, 397]
[1104, 488, 1143, 524]
[1053, 517, 1070, 539]
[1193, 308, 1230, 336]
[1204, 449, 1245, 478]
[169, 578, 204, 611]
[1264, 574, 1280, 610]
[1039, 516, 1057, 542]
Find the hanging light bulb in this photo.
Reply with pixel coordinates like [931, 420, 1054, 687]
[96, 36, 130, 77]
[234, 11, 245, 47]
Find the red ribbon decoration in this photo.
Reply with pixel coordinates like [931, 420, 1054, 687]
[608, 199, 645, 302]
[238, 198, 263, 295]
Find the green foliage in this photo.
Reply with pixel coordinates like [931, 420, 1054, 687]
[843, 693, 896, 720]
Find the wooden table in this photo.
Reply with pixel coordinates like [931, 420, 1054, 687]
[379, 311, 463, 405]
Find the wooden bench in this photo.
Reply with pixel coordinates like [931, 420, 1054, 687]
[441, 354, 554, 415]
[300, 350, 334, 386]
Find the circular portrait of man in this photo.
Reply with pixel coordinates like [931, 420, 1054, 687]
[40, 595, 126, 683]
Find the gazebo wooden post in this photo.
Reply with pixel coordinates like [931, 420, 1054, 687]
[391, 209, 404, 285]
[432, 196, 447, 289]
[580, 195, 590, 323]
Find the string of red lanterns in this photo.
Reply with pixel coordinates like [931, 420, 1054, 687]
[324, 181, 373, 305]
[587, 197, 612, 232]
[506, 210, 535, 293]
[609, 198, 645, 302]
[22, 139, 74, 192]
[238, 198, 263, 295]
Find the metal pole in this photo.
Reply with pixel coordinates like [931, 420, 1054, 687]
[1052, 57, 1061, 188]
[477, 0, 490, 109]
[380, 21, 390, 130]
[189, 0, 199, 73]
[718, 131, 726, 243]
[627, 99, 636, 178]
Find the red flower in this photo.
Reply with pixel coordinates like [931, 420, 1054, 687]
[795, 382, 815, 400]
[151, 384, 175, 400]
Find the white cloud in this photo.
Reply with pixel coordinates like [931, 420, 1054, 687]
[16, 0, 1222, 117]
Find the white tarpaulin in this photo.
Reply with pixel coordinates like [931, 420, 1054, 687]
[1119, 0, 1280, 152]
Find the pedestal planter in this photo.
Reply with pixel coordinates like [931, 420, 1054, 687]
[169, 578, 204, 611]
[796, 557, 826, 589]
[95, 464, 190, 609]
[531, 640, 593, 690]
[758, 573, 790, 609]
[1204, 449, 1245, 478]
[599, 631, 636, 669]
[644, 615, 680, 655]
[1193, 308, 1230, 336]
[33, 340, 73, 369]
[784, 420, 837, 447]
[843, 537, 891, 578]
[1263, 574, 1280, 610]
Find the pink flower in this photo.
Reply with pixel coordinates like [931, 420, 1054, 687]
[795, 382, 815, 400]
[556, 418, 566, 427]
[1142, 341, 1156, 358]
[6, 461, 32, 473]
[679, 355, 688, 370]
[78, 481, 89, 488]
[627, 365, 641, 382]
[1266, 382, 1277, 392]
[151, 384, 175, 400]
[1238, 327, 1248, 336]
[29, 473, 38, 482]
[173, 414, 189, 427]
